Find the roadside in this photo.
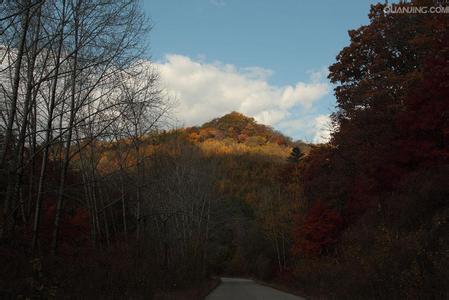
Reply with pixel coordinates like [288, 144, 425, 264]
[206, 277, 304, 300]
[254, 279, 309, 299]
[153, 277, 221, 300]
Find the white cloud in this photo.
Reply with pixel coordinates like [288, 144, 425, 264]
[241, 66, 274, 81]
[275, 114, 333, 143]
[307, 67, 329, 83]
[280, 82, 328, 110]
[312, 114, 332, 143]
[154, 54, 331, 142]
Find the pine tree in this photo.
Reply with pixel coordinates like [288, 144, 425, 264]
[287, 147, 303, 163]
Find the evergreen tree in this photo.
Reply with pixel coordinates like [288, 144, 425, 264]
[287, 147, 303, 163]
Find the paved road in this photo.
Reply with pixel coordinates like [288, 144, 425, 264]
[206, 278, 304, 300]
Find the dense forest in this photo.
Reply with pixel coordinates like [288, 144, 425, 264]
[1, 0, 448, 299]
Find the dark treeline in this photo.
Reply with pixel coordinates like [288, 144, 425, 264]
[0, 0, 175, 298]
[0, 0, 448, 299]
[290, 1, 449, 298]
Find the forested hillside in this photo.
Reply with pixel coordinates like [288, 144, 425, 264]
[0, 105, 310, 298]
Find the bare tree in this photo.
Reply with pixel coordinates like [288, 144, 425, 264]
[0, 0, 33, 167]
[0, 0, 171, 256]
[116, 63, 171, 240]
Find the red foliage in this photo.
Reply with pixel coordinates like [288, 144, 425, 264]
[37, 201, 91, 256]
[291, 201, 343, 257]
[398, 39, 449, 168]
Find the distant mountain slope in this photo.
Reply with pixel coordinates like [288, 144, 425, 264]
[183, 111, 311, 155]
[201, 111, 286, 142]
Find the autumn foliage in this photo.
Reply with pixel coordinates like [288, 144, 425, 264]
[288, 1, 449, 298]
[291, 201, 342, 257]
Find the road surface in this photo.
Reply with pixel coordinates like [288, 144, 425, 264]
[206, 277, 304, 300]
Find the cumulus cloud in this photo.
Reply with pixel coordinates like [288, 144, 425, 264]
[312, 115, 333, 143]
[275, 114, 333, 144]
[154, 54, 331, 142]
[307, 67, 329, 83]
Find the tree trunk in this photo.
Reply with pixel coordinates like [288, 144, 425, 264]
[51, 5, 79, 255]
[1, 0, 31, 167]
[31, 1, 67, 253]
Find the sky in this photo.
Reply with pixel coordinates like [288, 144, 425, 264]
[143, 0, 385, 143]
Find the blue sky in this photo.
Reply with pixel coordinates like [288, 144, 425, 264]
[142, 0, 383, 142]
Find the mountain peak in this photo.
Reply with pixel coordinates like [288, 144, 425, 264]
[183, 112, 292, 146]
[201, 111, 257, 132]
